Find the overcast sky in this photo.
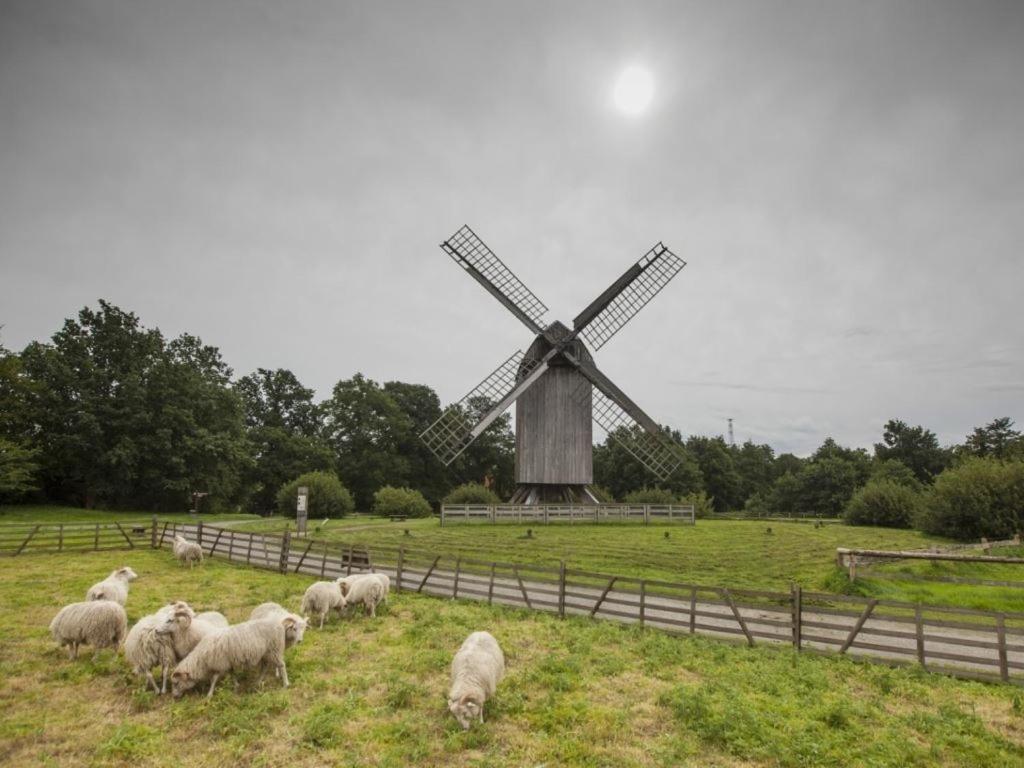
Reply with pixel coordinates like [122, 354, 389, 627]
[1, 0, 1022, 456]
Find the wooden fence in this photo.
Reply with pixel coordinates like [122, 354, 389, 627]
[5, 518, 1024, 686]
[440, 503, 696, 526]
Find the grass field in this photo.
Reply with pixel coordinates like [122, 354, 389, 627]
[0, 505, 260, 525]
[3, 549, 1024, 767]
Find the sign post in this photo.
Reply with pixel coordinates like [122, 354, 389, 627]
[296, 486, 309, 537]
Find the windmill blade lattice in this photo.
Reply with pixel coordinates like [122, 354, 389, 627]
[442, 225, 549, 333]
[575, 243, 686, 350]
[420, 349, 542, 465]
[584, 387, 686, 480]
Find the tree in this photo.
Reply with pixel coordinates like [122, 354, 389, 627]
[322, 374, 413, 510]
[236, 368, 333, 514]
[383, 381, 451, 505]
[373, 486, 432, 518]
[686, 436, 742, 512]
[918, 457, 1024, 540]
[0, 438, 38, 499]
[869, 459, 922, 490]
[443, 482, 500, 505]
[874, 419, 949, 484]
[845, 480, 921, 528]
[275, 470, 353, 518]
[731, 440, 776, 504]
[963, 418, 1024, 460]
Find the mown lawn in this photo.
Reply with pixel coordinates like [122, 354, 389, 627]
[2, 549, 1024, 767]
[0, 505, 260, 525]
[233, 516, 947, 591]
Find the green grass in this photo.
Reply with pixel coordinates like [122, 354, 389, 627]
[2, 549, 1024, 766]
[0, 504, 260, 524]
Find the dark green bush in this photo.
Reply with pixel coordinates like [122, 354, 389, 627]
[918, 458, 1024, 540]
[275, 471, 354, 519]
[844, 480, 920, 528]
[623, 487, 678, 505]
[442, 483, 500, 505]
[680, 490, 715, 518]
[373, 486, 432, 518]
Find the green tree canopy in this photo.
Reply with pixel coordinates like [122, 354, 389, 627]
[874, 419, 949, 484]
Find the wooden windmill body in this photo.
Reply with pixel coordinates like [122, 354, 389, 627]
[421, 226, 689, 503]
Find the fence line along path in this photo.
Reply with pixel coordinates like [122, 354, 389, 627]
[440, 503, 695, 526]
[4, 517, 1023, 687]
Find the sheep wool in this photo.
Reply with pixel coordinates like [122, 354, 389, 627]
[300, 581, 346, 629]
[154, 605, 228, 661]
[49, 600, 128, 660]
[248, 603, 308, 648]
[124, 601, 191, 694]
[337, 573, 390, 603]
[337, 574, 385, 618]
[448, 631, 505, 730]
[171, 615, 302, 699]
[85, 566, 138, 605]
[172, 534, 204, 568]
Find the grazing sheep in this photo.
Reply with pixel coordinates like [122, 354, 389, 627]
[49, 600, 128, 660]
[338, 572, 390, 604]
[124, 601, 192, 694]
[85, 566, 138, 605]
[448, 631, 505, 730]
[248, 603, 308, 647]
[337, 574, 385, 618]
[171, 615, 303, 699]
[172, 534, 204, 568]
[154, 605, 228, 661]
[300, 581, 347, 629]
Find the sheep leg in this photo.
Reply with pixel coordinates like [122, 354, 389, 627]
[207, 674, 220, 699]
[67, 642, 77, 660]
[368, 600, 376, 619]
[161, 664, 169, 695]
[319, 611, 326, 630]
[278, 662, 289, 688]
[145, 671, 159, 694]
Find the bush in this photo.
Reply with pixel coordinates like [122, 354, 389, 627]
[844, 480, 920, 528]
[373, 486, 432, 518]
[623, 487, 678, 505]
[918, 458, 1024, 540]
[588, 485, 616, 503]
[275, 471, 354, 519]
[442, 483, 500, 506]
[680, 490, 715, 519]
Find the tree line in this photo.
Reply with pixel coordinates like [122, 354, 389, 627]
[1, 301, 1022, 538]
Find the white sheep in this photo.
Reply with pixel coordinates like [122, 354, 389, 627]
[85, 566, 138, 605]
[124, 601, 192, 694]
[300, 581, 347, 629]
[248, 603, 308, 648]
[171, 615, 303, 699]
[153, 605, 229, 661]
[448, 631, 505, 730]
[338, 572, 390, 604]
[337, 574, 385, 618]
[172, 534, 204, 568]
[49, 600, 128, 660]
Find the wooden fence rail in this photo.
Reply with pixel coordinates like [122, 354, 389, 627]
[440, 503, 696, 526]
[4, 518, 1024, 686]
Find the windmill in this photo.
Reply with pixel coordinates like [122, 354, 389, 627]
[420, 225, 689, 504]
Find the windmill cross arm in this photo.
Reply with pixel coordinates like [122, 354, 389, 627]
[451, 254, 545, 335]
[468, 348, 559, 439]
[562, 352, 661, 435]
[571, 260, 646, 332]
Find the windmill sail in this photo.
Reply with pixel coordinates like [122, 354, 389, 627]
[419, 349, 547, 465]
[588, 388, 686, 481]
[442, 225, 549, 334]
[573, 243, 686, 350]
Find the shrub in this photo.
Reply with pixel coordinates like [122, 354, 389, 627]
[869, 459, 923, 491]
[442, 482, 500, 506]
[373, 486, 432, 518]
[275, 471, 354, 519]
[680, 490, 715, 519]
[844, 480, 920, 528]
[588, 485, 616, 503]
[623, 487, 678, 505]
[918, 458, 1024, 540]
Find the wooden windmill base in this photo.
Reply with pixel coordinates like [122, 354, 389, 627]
[508, 484, 601, 505]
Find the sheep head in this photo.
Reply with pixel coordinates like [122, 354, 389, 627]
[114, 566, 138, 582]
[155, 607, 193, 635]
[283, 615, 308, 645]
[171, 669, 197, 698]
[449, 693, 483, 730]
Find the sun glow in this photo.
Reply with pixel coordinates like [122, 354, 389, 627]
[613, 66, 654, 115]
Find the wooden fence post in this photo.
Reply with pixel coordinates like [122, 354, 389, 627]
[58, 524, 64, 553]
[246, 532, 253, 565]
[196, 520, 204, 550]
[320, 542, 328, 578]
[915, 604, 926, 667]
[488, 563, 496, 605]
[792, 584, 802, 650]
[639, 580, 646, 628]
[151, 516, 158, 548]
[396, 547, 405, 594]
[279, 530, 291, 574]
[997, 613, 1009, 682]
[94, 523, 99, 551]
[689, 587, 697, 634]
[453, 558, 461, 599]
[558, 561, 566, 618]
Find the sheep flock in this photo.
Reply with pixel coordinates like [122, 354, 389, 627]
[47, 535, 505, 729]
